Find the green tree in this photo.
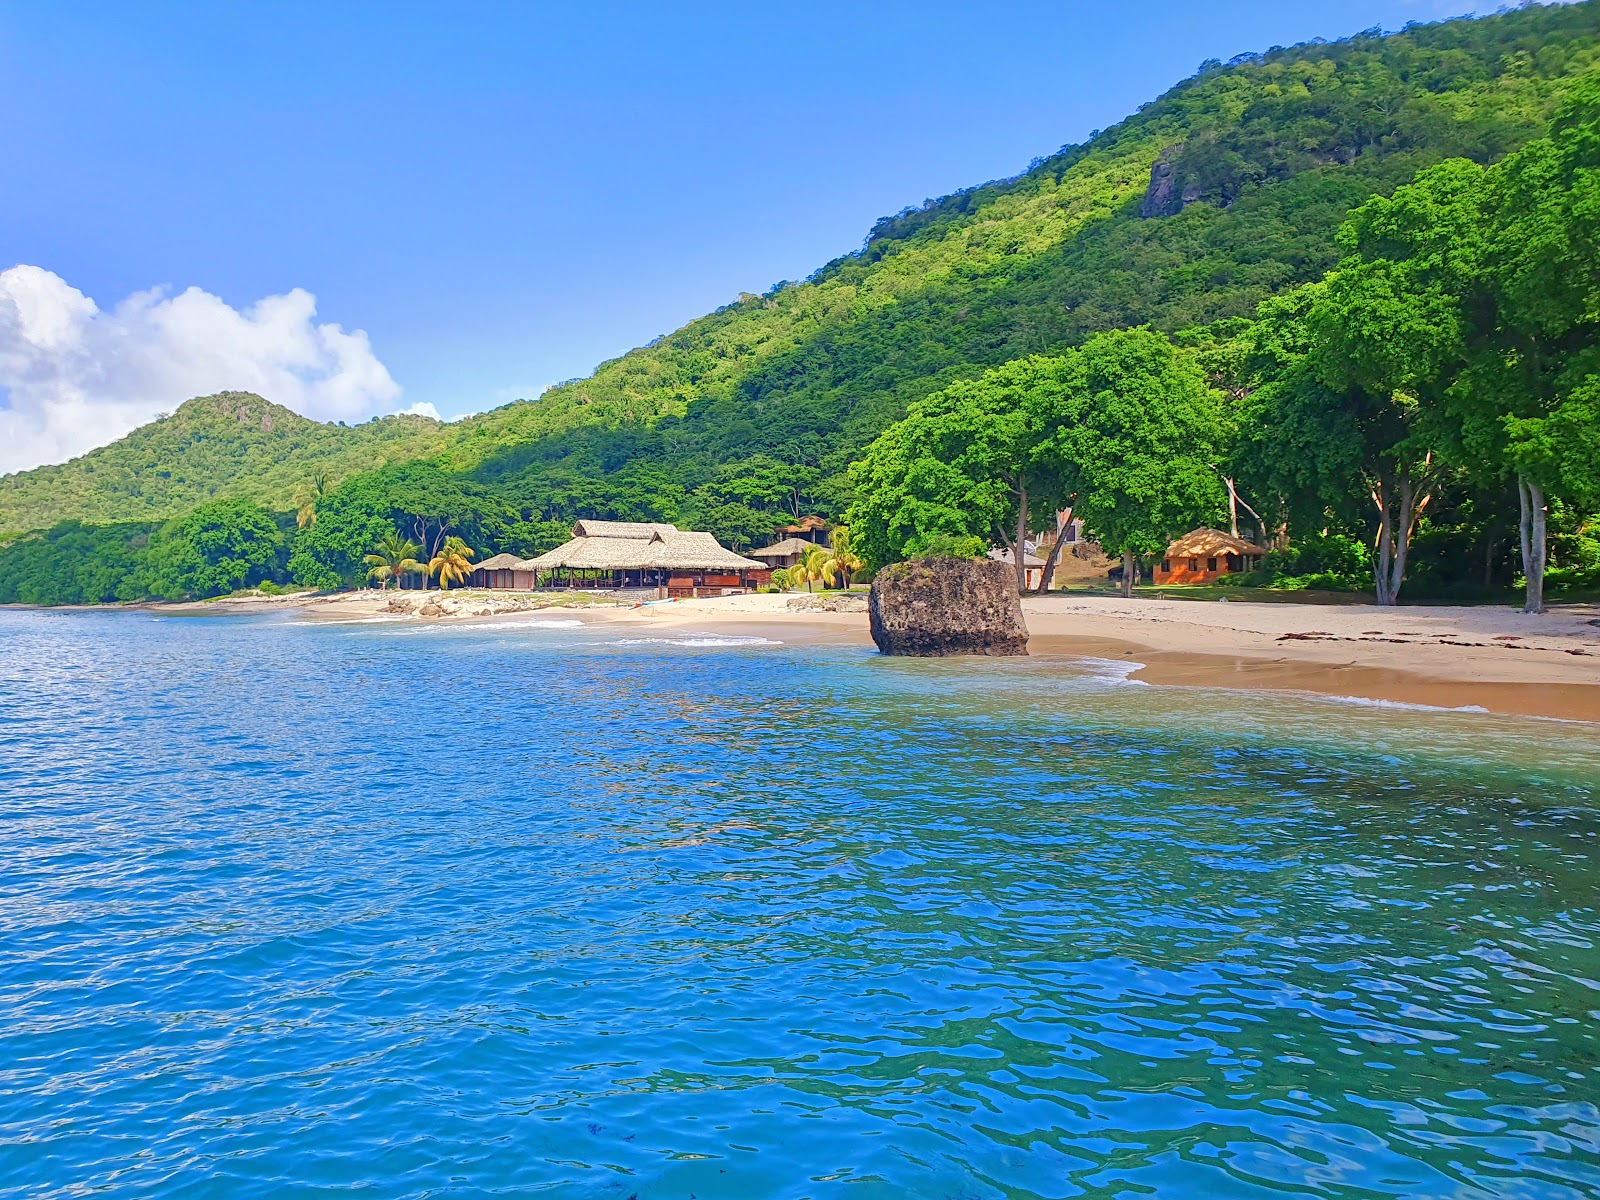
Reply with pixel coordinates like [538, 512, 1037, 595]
[427, 536, 475, 591]
[294, 470, 333, 529]
[819, 525, 865, 589]
[363, 532, 421, 590]
[141, 498, 287, 600]
[1476, 80, 1600, 610]
[848, 356, 1072, 588]
[1049, 330, 1227, 597]
[791, 546, 829, 593]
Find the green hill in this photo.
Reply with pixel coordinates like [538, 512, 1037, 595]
[0, 393, 449, 535]
[6, 2, 1600, 547]
[440, 0, 1600, 516]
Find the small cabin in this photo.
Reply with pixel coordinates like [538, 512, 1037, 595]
[748, 537, 823, 571]
[1155, 528, 1265, 585]
[469, 553, 537, 590]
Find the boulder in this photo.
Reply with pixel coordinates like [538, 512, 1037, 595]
[868, 556, 1029, 657]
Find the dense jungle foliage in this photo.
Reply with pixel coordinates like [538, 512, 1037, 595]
[3, 3, 1599, 605]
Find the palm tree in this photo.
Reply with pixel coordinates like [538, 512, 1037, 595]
[792, 545, 828, 593]
[363, 532, 421, 590]
[819, 525, 864, 590]
[427, 536, 475, 591]
[770, 567, 794, 592]
[293, 471, 333, 529]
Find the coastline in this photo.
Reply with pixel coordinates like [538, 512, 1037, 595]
[13, 589, 1600, 724]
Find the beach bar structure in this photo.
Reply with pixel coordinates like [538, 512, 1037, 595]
[1155, 528, 1266, 585]
[520, 520, 770, 597]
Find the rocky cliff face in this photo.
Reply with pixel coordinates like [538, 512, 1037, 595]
[868, 557, 1029, 657]
[1141, 146, 1203, 218]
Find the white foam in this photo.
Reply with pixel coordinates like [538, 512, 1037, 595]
[298, 614, 410, 625]
[613, 635, 782, 648]
[517, 618, 583, 629]
[1070, 656, 1150, 686]
[1309, 693, 1490, 715]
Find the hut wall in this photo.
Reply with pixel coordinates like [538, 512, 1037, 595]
[1154, 552, 1257, 585]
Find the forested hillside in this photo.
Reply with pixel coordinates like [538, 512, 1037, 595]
[5, 2, 1600, 607]
[0, 393, 448, 536]
[441, 1, 1600, 523]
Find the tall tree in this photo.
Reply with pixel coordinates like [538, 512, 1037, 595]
[1476, 78, 1600, 610]
[1048, 330, 1227, 597]
[848, 356, 1072, 589]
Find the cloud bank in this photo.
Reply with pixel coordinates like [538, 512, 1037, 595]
[0, 265, 402, 475]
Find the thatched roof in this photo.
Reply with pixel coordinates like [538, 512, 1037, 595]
[519, 525, 764, 572]
[779, 515, 829, 535]
[521, 536, 656, 570]
[649, 531, 764, 570]
[749, 537, 821, 559]
[1165, 528, 1265, 558]
[473, 553, 525, 572]
[988, 547, 1047, 568]
[571, 519, 678, 540]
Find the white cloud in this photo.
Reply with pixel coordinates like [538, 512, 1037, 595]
[396, 401, 442, 420]
[0, 265, 403, 475]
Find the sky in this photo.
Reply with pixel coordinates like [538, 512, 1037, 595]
[0, 0, 1536, 473]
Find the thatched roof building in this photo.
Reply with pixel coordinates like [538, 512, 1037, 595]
[1156, 528, 1265, 585]
[470, 552, 538, 590]
[473, 553, 525, 571]
[778, 515, 830, 544]
[517, 521, 767, 594]
[748, 536, 823, 568]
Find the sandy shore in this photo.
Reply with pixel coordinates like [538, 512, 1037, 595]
[1022, 595, 1600, 724]
[36, 587, 1600, 723]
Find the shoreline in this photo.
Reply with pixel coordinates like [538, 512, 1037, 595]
[11, 589, 1600, 724]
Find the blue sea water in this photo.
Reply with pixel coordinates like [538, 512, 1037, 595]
[1, 608, 1599, 1200]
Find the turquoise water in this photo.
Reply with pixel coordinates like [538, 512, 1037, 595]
[1, 609, 1598, 1199]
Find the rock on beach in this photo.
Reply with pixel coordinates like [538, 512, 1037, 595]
[868, 556, 1029, 656]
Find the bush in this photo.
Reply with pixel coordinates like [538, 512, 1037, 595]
[904, 532, 986, 559]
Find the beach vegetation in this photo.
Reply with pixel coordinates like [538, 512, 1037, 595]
[427, 536, 475, 591]
[363, 533, 423, 590]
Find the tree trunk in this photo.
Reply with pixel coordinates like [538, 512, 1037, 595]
[1121, 548, 1136, 599]
[1014, 481, 1029, 594]
[1518, 476, 1547, 614]
[1224, 476, 1239, 538]
[1372, 477, 1396, 605]
[1035, 507, 1073, 594]
[1368, 463, 1432, 607]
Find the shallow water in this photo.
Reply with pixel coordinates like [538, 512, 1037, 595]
[1, 609, 1598, 1199]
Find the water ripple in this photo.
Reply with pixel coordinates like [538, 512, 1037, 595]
[0, 609, 1597, 1198]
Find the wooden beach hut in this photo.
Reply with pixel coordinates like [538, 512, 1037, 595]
[521, 520, 770, 595]
[469, 552, 537, 590]
[748, 537, 823, 570]
[1154, 528, 1265, 585]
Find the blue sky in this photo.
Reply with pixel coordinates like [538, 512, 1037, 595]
[0, 0, 1510, 466]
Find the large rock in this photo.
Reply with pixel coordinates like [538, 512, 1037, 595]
[868, 556, 1029, 657]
